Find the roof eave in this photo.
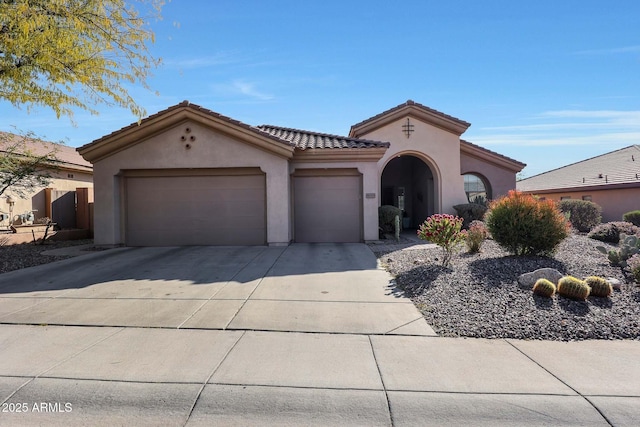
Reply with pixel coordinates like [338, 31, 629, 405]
[460, 140, 526, 172]
[78, 105, 295, 163]
[350, 103, 471, 138]
[51, 163, 93, 173]
[518, 181, 640, 194]
[292, 147, 388, 163]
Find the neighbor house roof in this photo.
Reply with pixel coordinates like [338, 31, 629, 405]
[0, 131, 92, 173]
[517, 145, 640, 192]
[257, 125, 390, 149]
[349, 99, 471, 137]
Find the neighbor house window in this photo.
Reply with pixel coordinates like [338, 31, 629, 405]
[463, 174, 490, 203]
[582, 195, 592, 201]
[560, 196, 571, 200]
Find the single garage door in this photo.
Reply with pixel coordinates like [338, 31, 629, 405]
[293, 169, 362, 243]
[124, 168, 266, 246]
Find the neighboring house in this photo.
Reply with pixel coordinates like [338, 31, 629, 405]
[77, 100, 525, 246]
[0, 131, 93, 228]
[517, 145, 640, 222]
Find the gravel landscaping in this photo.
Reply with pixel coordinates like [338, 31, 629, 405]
[370, 233, 640, 341]
[0, 238, 94, 274]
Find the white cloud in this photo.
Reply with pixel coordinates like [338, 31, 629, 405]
[471, 132, 640, 147]
[574, 45, 640, 55]
[470, 109, 640, 147]
[232, 80, 274, 100]
[540, 110, 640, 121]
[211, 80, 275, 101]
[163, 52, 243, 69]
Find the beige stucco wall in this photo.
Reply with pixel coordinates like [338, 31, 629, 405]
[290, 160, 380, 242]
[358, 118, 468, 215]
[460, 152, 516, 200]
[1, 169, 93, 226]
[526, 187, 640, 223]
[91, 120, 291, 246]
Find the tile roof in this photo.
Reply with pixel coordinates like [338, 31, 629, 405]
[350, 99, 471, 134]
[257, 125, 390, 149]
[0, 131, 92, 171]
[517, 145, 640, 192]
[80, 101, 296, 151]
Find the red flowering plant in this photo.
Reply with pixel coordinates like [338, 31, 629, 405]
[417, 214, 467, 267]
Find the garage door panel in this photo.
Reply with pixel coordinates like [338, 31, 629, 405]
[126, 173, 265, 246]
[294, 174, 362, 243]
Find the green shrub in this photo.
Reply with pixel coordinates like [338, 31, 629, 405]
[465, 220, 488, 253]
[485, 190, 569, 256]
[628, 254, 640, 283]
[557, 276, 590, 301]
[557, 199, 602, 232]
[453, 203, 488, 228]
[584, 276, 612, 298]
[623, 210, 640, 227]
[588, 221, 640, 243]
[417, 214, 466, 267]
[596, 233, 640, 267]
[532, 278, 556, 297]
[378, 205, 402, 233]
[470, 195, 489, 206]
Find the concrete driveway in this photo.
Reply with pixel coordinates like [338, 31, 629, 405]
[0, 244, 432, 335]
[0, 244, 638, 426]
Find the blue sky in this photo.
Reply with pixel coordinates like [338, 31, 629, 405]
[2, 0, 640, 177]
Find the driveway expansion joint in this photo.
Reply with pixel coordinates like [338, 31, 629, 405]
[0, 326, 125, 405]
[368, 335, 395, 427]
[222, 247, 287, 330]
[183, 330, 246, 426]
[505, 339, 615, 426]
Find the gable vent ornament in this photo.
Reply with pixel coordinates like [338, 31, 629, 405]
[402, 118, 414, 138]
[180, 127, 195, 149]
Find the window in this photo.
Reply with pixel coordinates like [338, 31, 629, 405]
[582, 195, 592, 201]
[463, 174, 490, 203]
[67, 173, 74, 179]
[560, 196, 571, 200]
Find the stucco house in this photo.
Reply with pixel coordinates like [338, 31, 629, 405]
[517, 145, 640, 222]
[77, 100, 525, 246]
[0, 131, 93, 228]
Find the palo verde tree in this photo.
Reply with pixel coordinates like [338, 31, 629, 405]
[0, 0, 163, 119]
[0, 0, 163, 209]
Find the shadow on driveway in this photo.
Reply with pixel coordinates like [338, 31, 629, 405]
[0, 243, 380, 295]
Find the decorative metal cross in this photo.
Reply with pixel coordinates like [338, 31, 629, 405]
[402, 117, 414, 138]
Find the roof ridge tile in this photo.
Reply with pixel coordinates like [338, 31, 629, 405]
[258, 124, 390, 149]
[350, 100, 470, 131]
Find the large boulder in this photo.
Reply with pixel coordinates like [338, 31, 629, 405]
[518, 268, 563, 290]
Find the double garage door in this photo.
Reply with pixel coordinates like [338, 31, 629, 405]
[123, 168, 362, 246]
[124, 169, 266, 246]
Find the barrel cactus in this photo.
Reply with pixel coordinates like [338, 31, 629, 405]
[557, 276, 590, 301]
[584, 276, 612, 298]
[532, 278, 556, 298]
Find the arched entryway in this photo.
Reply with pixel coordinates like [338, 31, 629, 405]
[381, 155, 435, 229]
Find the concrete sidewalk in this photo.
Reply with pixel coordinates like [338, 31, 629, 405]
[0, 243, 638, 425]
[1, 325, 638, 426]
